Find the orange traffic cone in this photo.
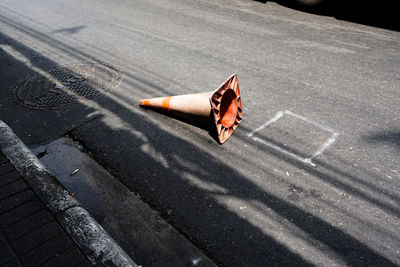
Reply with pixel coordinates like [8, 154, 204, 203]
[139, 74, 243, 144]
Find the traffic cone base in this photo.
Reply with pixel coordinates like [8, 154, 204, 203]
[139, 74, 242, 144]
[210, 74, 242, 143]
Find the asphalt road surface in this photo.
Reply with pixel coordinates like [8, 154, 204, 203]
[1, 0, 399, 266]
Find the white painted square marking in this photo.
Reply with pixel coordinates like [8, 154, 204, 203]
[248, 110, 339, 166]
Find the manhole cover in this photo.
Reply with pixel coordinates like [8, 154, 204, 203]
[12, 63, 120, 110]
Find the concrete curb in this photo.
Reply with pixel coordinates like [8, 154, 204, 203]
[0, 120, 137, 267]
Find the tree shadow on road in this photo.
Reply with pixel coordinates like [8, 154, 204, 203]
[363, 130, 400, 151]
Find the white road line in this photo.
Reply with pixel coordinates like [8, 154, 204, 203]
[248, 111, 284, 137]
[248, 110, 339, 166]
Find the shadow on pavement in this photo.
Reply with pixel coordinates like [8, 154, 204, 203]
[0, 21, 311, 266]
[265, 0, 399, 32]
[363, 130, 400, 150]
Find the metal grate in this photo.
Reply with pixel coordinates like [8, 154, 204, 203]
[12, 63, 120, 110]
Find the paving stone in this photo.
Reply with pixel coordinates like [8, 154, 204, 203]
[0, 231, 18, 265]
[0, 189, 35, 214]
[11, 220, 63, 255]
[0, 171, 21, 187]
[0, 198, 44, 228]
[4, 209, 53, 241]
[41, 246, 89, 267]
[20, 233, 74, 267]
[0, 180, 28, 201]
[0, 162, 14, 176]
[1, 257, 23, 267]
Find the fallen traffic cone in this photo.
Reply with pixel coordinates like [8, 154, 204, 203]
[139, 74, 243, 144]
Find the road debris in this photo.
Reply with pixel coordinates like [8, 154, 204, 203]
[70, 168, 79, 176]
[36, 149, 47, 159]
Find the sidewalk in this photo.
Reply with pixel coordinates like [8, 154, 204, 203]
[0, 151, 91, 266]
[0, 121, 137, 267]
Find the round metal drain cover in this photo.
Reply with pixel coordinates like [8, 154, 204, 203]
[13, 63, 120, 110]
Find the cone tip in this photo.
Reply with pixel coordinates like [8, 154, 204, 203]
[139, 99, 147, 106]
